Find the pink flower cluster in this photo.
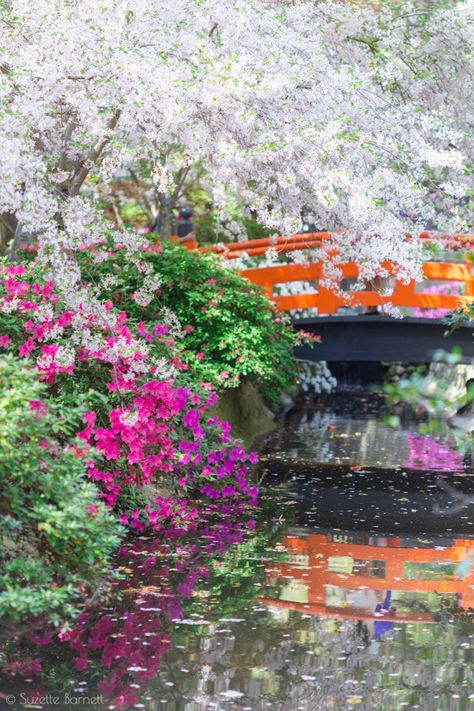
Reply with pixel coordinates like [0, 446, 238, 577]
[0, 264, 153, 385]
[0, 262, 259, 529]
[0, 266, 77, 381]
[77, 380, 257, 520]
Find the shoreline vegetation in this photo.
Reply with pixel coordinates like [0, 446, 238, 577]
[0, 235, 308, 630]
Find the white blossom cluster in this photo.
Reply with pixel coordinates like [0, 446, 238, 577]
[158, 307, 184, 341]
[1, 0, 473, 293]
[129, 258, 163, 307]
[36, 344, 76, 370]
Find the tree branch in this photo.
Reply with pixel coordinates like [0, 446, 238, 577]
[0, 214, 16, 237]
[171, 164, 190, 204]
[58, 117, 77, 172]
[68, 109, 121, 197]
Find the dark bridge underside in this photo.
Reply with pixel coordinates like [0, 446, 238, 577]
[293, 315, 474, 363]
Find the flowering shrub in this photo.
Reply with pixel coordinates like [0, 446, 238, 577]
[77, 384, 258, 526]
[76, 238, 303, 406]
[0, 355, 122, 625]
[0, 256, 258, 529]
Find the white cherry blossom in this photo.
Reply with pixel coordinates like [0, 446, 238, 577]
[0, 0, 472, 294]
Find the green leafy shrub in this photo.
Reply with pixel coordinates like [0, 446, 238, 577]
[154, 244, 301, 404]
[0, 355, 122, 626]
[78, 239, 301, 406]
[0, 255, 262, 523]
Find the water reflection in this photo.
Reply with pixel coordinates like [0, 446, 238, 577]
[0, 500, 259, 709]
[263, 529, 474, 626]
[1, 390, 473, 710]
[264, 391, 466, 471]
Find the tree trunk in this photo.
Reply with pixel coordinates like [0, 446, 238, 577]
[0, 213, 17, 256]
[9, 219, 26, 262]
[9, 216, 39, 262]
[159, 203, 173, 240]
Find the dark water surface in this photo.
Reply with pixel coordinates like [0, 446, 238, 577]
[2, 390, 474, 711]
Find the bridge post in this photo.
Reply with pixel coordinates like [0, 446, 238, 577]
[465, 261, 474, 297]
[316, 286, 338, 314]
[390, 278, 416, 307]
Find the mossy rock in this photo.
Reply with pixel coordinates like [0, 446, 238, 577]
[210, 380, 276, 446]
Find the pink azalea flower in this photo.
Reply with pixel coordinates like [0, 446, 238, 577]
[18, 337, 36, 357]
[29, 400, 47, 417]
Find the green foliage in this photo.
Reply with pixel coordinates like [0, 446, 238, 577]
[79, 239, 301, 406]
[156, 245, 299, 404]
[383, 349, 474, 451]
[120, 202, 149, 227]
[384, 349, 473, 417]
[444, 302, 474, 332]
[194, 214, 273, 245]
[0, 355, 122, 626]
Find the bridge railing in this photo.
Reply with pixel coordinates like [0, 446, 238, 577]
[239, 260, 474, 314]
[199, 231, 330, 258]
[198, 231, 474, 259]
[183, 231, 474, 315]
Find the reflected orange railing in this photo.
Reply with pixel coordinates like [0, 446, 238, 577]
[261, 533, 474, 623]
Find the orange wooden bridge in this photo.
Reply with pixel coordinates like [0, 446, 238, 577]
[261, 532, 474, 625]
[186, 231, 474, 361]
[196, 231, 474, 315]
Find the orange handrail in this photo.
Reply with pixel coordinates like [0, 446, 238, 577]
[176, 231, 474, 313]
[199, 232, 331, 258]
[240, 260, 474, 314]
[198, 231, 474, 259]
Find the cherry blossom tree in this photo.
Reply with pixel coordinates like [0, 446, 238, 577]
[1, 0, 473, 288]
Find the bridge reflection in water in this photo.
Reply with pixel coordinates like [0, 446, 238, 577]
[262, 530, 474, 634]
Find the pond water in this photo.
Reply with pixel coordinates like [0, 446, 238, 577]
[2, 390, 474, 711]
